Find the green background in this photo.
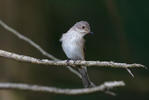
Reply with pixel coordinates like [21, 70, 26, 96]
[0, 0, 148, 100]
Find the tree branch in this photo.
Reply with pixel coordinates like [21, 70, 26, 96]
[0, 19, 146, 95]
[0, 81, 125, 95]
[0, 49, 145, 69]
[0, 49, 127, 95]
[0, 19, 145, 79]
[0, 20, 58, 60]
[0, 19, 81, 78]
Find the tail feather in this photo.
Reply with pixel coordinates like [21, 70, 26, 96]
[78, 67, 95, 88]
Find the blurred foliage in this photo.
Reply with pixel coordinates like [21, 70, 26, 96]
[0, 0, 149, 100]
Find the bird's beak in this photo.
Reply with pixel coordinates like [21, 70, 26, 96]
[89, 32, 94, 34]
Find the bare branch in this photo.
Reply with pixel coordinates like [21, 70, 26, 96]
[126, 68, 134, 78]
[0, 49, 145, 69]
[0, 19, 81, 78]
[0, 81, 125, 95]
[0, 20, 146, 95]
[0, 20, 57, 60]
[0, 20, 145, 79]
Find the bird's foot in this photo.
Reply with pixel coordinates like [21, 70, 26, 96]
[66, 58, 71, 63]
[66, 59, 81, 67]
[66, 58, 72, 66]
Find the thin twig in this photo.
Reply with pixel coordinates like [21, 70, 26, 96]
[0, 81, 125, 95]
[0, 20, 57, 60]
[126, 68, 134, 78]
[0, 19, 81, 78]
[0, 49, 145, 69]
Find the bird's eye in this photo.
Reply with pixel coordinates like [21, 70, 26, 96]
[82, 26, 85, 29]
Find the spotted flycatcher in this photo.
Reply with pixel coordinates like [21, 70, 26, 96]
[60, 21, 95, 88]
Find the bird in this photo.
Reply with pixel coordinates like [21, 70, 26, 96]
[60, 21, 95, 88]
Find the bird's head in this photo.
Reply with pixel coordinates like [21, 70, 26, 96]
[72, 21, 93, 36]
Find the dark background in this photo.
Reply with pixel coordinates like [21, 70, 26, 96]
[0, 0, 148, 100]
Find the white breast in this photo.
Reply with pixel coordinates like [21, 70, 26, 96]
[60, 31, 85, 60]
